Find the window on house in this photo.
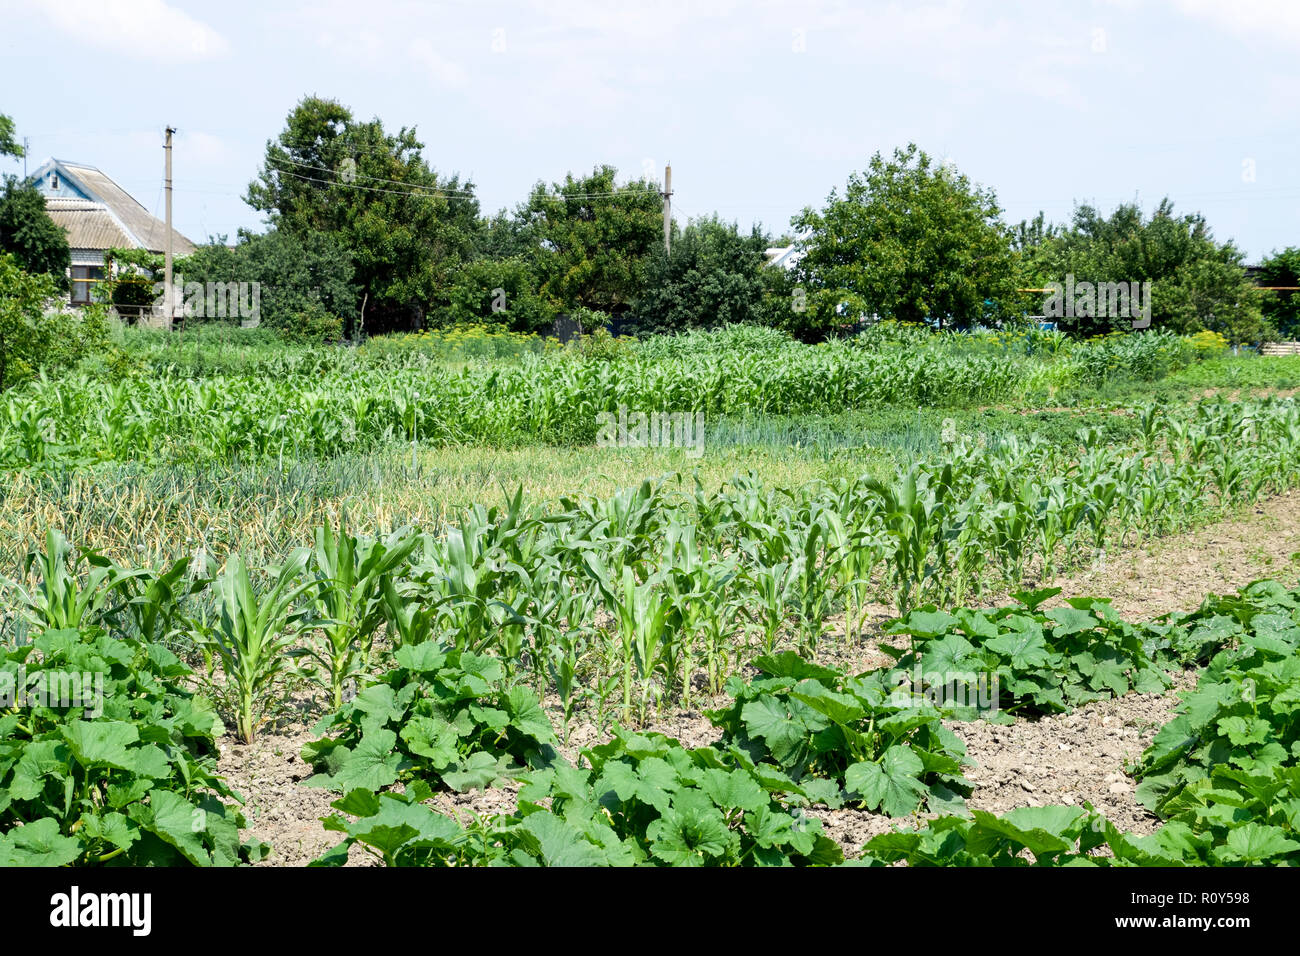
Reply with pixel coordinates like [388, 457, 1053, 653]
[51, 173, 59, 190]
[70, 265, 104, 305]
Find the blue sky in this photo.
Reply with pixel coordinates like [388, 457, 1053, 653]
[2, 0, 1297, 261]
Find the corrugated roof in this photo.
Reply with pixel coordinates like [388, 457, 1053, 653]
[38, 161, 196, 255]
[43, 198, 135, 252]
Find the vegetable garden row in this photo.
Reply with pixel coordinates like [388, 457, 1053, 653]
[4, 573, 1296, 866]
[1, 395, 1299, 864]
[0, 329, 1192, 467]
[6, 398, 1296, 733]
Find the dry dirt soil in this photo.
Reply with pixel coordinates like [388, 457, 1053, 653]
[219, 491, 1300, 865]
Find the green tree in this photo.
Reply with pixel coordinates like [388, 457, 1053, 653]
[245, 96, 480, 332]
[633, 216, 771, 335]
[0, 254, 117, 390]
[437, 257, 555, 334]
[0, 114, 21, 159]
[478, 209, 533, 260]
[1257, 247, 1300, 340]
[1017, 200, 1266, 342]
[0, 177, 71, 288]
[520, 165, 662, 315]
[791, 144, 1018, 337]
[1012, 210, 1059, 250]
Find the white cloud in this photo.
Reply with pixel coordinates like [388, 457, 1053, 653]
[408, 38, 469, 89]
[317, 30, 382, 62]
[31, 0, 228, 62]
[1170, 0, 1300, 44]
[179, 130, 233, 166]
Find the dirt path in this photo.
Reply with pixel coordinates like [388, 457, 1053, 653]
[218, 491, 1300, 865]
[1048, 489, 1300, 619]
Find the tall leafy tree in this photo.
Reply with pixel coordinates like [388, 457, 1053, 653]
[1257, 247, 1300, 340]
[633, 215, 771, 335]
[519, 165, 662, 315]
[0, 177, 70, 288]
[1017, 200, 1266, 342]
[437, 256, 555, 334]
[246, 96, 480, 332]
[0, 113, 21, 159]
[478, 209, 533, 260]
[792, 144, 1018, 336]
[1012, 211, 1061, 255]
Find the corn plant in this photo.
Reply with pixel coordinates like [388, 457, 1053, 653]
[129, 557, 200, 641]
[820, 499, 885, 641]
[379, 576, 438, 648]
[736, 550, 797, 656]
[2, 529, 145, 635]
[304, 522, 419, 709]
[586, 560, 671, 726]
[866, 471, 951, 613]
[194, 549, 313, 743]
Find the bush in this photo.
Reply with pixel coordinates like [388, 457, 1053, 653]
[436, 257, 556, 335]
[566, 325, 632, 362]
[276, 302, 343, 344]
[0, 254, 125, 390]
[1186, 329, 1230, 358]
[358, 327, 547, 364]
[0, 252, 56, 389]
[177, 229, 359, 335]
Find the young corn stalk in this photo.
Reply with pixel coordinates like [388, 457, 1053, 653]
[305, 523, 419, 710]
[195, 549, 313, 744]
[586, 557, 670, 726]
[379, 575, 438, 648]
[3, 529, 146, 634]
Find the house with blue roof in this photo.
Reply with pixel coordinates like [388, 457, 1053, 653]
[27, 158, 195, 305]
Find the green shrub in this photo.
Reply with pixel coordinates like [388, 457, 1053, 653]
[1186, 329, 1230, 358]
[436, 257, 556, 335]
[276, 302, 343, 344]
[0, 254, 124, 390]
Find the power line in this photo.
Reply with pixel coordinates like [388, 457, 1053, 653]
[265, 159, 476, 200]
[262, 139, 660, 200]
[265, 156, 658, 204]
[268, 154, 480, 196]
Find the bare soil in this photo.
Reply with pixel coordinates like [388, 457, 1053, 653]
[218, 492, 1300, 864]
[812, 670, 1198, 858]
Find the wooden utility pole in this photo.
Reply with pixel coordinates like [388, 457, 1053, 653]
[164, 126, 175, 329]
[662, 162, 672, 254]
